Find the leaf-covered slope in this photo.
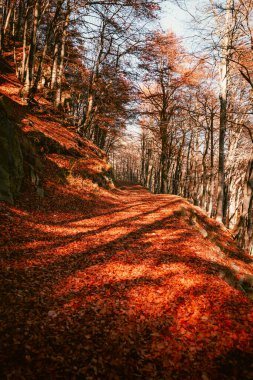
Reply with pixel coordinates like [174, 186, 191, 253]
[1, 185, 253, 379]
[0, 57, 113, 204]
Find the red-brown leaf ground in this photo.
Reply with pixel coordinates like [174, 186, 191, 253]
[1, 184, 253, 379]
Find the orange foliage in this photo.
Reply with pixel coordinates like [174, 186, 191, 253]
[1, 184, 253, 379]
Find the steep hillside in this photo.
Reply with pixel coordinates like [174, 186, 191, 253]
[0, 57, 113, 206]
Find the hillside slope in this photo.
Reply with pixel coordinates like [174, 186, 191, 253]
[1, 183, 253, 379]
[0, 57, 113, 205]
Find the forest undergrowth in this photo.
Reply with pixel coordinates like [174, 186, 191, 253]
[1, 183, 253, 379]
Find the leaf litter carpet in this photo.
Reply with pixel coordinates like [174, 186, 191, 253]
[1, 185, 253, 379]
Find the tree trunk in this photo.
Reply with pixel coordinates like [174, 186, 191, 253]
[51, 41, 59, 90]
[22, 0, 40, 101]
[3, 0, 14, 37]
[216, 0, 233, 223]
[160, 121, 168, 194]
[20, 1, 31, 82]
[55, 0, 70, 108]
[15, 0, 24, 39]
[235, 150, 253, 254]
[0, 0, 3, 53]
[208, 110, 215, 217]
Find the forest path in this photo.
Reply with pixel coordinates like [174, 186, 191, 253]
[1, 185, 253, 379]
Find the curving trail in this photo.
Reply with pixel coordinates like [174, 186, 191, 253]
[1, 185, 253, 379]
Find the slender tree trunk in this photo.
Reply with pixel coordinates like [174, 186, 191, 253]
[208, 110, 215, 217]
[20, 2, 31, 82]
[3, 0, 13, 37]
[55, 0, 70, 108]
[15, 0, 24, 39]
[80, 21, 107, 132]
[173, 133, 185, 195]
[141, 133, 146, 185]
[216, 0, 233, 223]
[201, 129, 210, 209]
[235, 149, 253, 254]
[0, 0, 4, 53]
[216, 93, 227, 222]
[22, 0, 40, 101]
[82, 90, 95, 129]
[51, 41, 59, 89]
[184, 131, 193, 199]
[160, 121, 168, 193]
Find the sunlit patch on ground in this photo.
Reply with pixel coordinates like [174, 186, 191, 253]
[1, 185, 253, 379]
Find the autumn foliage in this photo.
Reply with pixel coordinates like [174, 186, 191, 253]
[1, 182, 253, 379]
[0, 1, 253, 378]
